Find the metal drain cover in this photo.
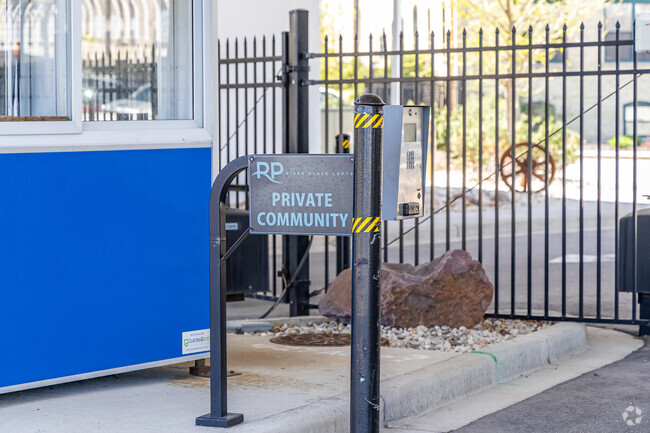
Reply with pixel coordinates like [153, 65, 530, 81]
[270, 333, 389, 347]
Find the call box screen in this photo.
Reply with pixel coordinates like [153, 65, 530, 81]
[404, 123, 417, 142]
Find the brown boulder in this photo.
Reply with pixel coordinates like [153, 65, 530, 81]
[318, 250, 493, 329]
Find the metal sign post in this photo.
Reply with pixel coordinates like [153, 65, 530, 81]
[350, 94, 385, 433]
[198, 154, 354, 428]
[196, 156, 248, 428]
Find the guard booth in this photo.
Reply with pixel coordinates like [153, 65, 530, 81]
[0, 1, 220, 393]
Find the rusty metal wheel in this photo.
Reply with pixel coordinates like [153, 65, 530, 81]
[499, 142, 556, 193]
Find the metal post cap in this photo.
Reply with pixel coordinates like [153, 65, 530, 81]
[354, 94, 385, 106]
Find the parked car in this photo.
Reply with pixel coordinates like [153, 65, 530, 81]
[82, 75, 122, 117]
[101, 83, 153, 119]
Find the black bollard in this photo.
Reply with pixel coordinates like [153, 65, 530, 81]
[336, 133, 352, 275]
[350, 94, 384, 433]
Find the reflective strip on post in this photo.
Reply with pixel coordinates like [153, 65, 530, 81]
[352, 217, 381, 233]
[354, 113, 384, 128]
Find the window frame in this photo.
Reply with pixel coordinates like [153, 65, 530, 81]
[0, 0, 81, 135]
[0, 0, 212, 149]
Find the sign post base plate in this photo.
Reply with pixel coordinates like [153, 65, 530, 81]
[196, 413, 244, 428]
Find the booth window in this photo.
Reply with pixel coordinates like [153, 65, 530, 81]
[0, 0, 69, 121]
[81, 0, 193, 121]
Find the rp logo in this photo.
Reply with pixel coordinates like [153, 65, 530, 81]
[253, 161, 284, 184]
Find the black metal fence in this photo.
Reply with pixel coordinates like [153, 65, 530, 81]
[218, 17, 650, 330]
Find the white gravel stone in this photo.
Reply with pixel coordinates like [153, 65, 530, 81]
[251, 318, 552, 352]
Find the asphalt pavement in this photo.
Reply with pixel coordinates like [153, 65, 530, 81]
[455, 336, 650, 433]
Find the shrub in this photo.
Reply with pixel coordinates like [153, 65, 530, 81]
[607, 135, 642, 149]
[434, 97, 579, 171]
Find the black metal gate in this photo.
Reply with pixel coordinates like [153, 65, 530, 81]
[218, 11, 650, 331]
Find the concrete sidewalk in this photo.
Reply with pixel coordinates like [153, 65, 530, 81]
[0, 322, 640, 433]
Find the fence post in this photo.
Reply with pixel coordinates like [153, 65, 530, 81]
[337, 133, 352, 275]
[351, 94, 384, 433]
[282, 9, 311, 316]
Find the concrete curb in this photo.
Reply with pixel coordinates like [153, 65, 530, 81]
[231, 322, 587, 432]
[382, 322, 587, 422]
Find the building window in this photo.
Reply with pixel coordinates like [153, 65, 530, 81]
[0, 0, 69, 120]
[605, 2, 650, 63]
[605, 31, 650, 62]
[624, 102, 650, 137]
[81, 0, 194, 121]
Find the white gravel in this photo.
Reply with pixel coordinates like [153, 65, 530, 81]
[252, 318, 551, 353]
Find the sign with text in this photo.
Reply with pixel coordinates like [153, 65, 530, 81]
[248, 154, 354, 236]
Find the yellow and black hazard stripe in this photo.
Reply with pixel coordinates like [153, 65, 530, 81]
[354, 113, 384, 129]
[351, 217, 381, 233]
[342, 138, 350, 149]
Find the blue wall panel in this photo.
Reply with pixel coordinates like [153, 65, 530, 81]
[0, 148, 211, 389]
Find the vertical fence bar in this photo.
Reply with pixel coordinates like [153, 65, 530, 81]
[339, 35, 344, 174]
[430, 31, 436, 262]
[494, 28, 500, 315]
[325, 37, 329, 155]
[510, 26, 517, 317]
[461, 29, 467, 251]
[263, 37, 268, 156]
[272, 35, 278, 297]
[597, 22, 603, 320]
[253, 38, 258, 156]
[399, 31, 405, 263]
[369, 34, 374, 95]
[414, 31, 420, 266]
[561, 25, 567, 318]
[544, 25, 550, 318]
[325, 35, 330, 288]
[478, 29, 484, 264]
[614, 22, 620, 320]
[235, 39, 241, 205]
[527, 26, 533, 318]
[261, 36, 271, 297]
[217, 41, 222, 164]
[383, 32, 389, 264]
[101, 53, 106, 121]
[446, 30, 451, 252]
[226, 40, 231, 172]
[244, 39, 250, 209]
[354, 34, 359, 98]
[579, 23, 585, 319]
[632, 39, 638, 322]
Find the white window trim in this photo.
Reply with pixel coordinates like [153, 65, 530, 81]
[0, 0, 214, 153]
[0, 0, 82, 136]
